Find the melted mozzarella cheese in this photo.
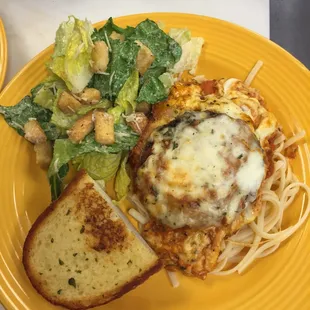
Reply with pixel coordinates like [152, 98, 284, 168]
[136, 112, 266, 229]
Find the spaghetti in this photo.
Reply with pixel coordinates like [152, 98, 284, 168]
[210, 131, 310, 275]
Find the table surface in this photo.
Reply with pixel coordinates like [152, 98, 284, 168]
[0, 1, 269, 309]
[270, 0, 310, 69]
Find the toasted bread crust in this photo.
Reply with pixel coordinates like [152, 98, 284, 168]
[23, 170, 162, 310]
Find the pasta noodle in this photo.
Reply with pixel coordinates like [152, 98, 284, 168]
[210, 132, 310, 275]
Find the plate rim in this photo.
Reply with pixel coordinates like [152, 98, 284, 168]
[0, 18, 8, 91]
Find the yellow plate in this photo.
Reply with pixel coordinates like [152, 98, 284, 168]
[0, 13, 310, 310]
[0, 18, 7, 90]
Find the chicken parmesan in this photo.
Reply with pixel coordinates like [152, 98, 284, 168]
[129, 77, 280, 278]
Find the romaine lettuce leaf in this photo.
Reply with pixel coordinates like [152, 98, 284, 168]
[127, 19, 182, 69]
[137, 76, 167, 104]
[108, 106, 124, 123]
[91, 39, 140, 100]
[31, 75, 67, 111]
[115, 69, 139, 114]
[171, 37, 204, 75]
[0, 96, 60, 140]
[92, 17, 134, 42]
[49, 16, 94, 93]
[72, 152, 121, 181]
[32, 85, 55, 110]
[115, 155, 131, 200]
[125, 19, 182, 104]
[169, 28, 191, 46]
[49, 163, 69, 201]
[77, 99, 111, 115]
[48, 123, 139, 176]
[51, 105, 78, 130]
[158, 72, 176, 94]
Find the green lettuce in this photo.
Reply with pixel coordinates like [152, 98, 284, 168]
[49, 16, 94, 93]
[0, 96, 60, 140]
[92, 17, 134, 42]
[169, 28, 191, 46]
[115, 69, 139, 114]
[171, 37, 204, 75]
[32, 85, 55, 110]
[49, 163, 69, 201]
[73, 152, 121, 181]
[126, 19, 182, 104]
[51, 105, 78, 130]
[108, 106, 124, 123]
[158, 72, 176, 94]
[91, 39, 140, 100]
[31, 75, 67, 110]
[115, 155, 131, 200]
[48, 123, 139, 176]
[127, 19, 182, 69]
[137, 76, 167, 104]
[77, 99, 111, 115]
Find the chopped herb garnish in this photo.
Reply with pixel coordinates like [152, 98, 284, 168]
[151, 186, 158, 197]
[80, 225, 85, 234]
[57, 289, 62, 295]
[92, 286, 96, 290]
[51, 238, 54, 243]
[172, 141, 178, 150]
[73, 253, 78, 257]
[59, 259, 64, 265]
[238, 154, 243, 159]
[68, 278, 76, 288]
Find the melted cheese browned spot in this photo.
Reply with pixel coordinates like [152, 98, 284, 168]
[76, 183, 128, 252]
[136, 112, 266, 229]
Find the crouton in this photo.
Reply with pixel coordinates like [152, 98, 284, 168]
[126, 113, 148, 134]
[94, 110, 115, 145]
[135, 41, 154, 76]
[80, 88, 101, 104]
[34, 141, 53, 169]
[57, 91, 82, 114]
[67, 112, 94, 143]
[91, 41, 109, 73]
[24, 120, 47, 144]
